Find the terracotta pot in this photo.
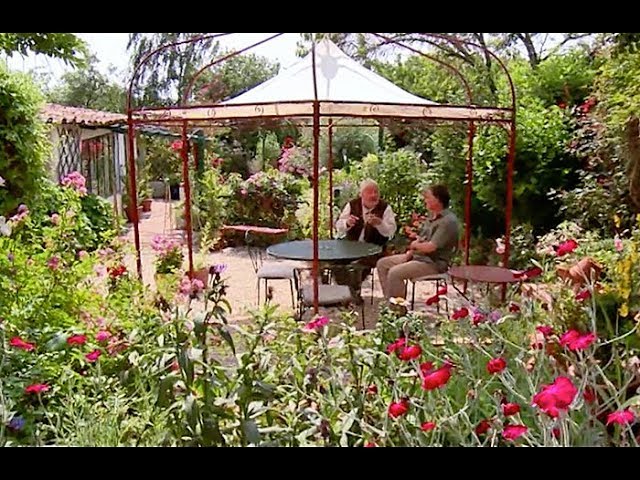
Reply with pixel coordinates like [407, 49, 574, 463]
[141, 198, 153, 212]
[124, 204, 143, 223]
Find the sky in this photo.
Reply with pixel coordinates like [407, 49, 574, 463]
[4, 33, 303, 85]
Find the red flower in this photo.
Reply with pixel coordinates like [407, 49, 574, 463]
[536, 325, 554, 338]
[606, 409, 635, 426]
[388, 399, 409, 418]
[419, 361, 434, 376]
[487, 357, 507, 374]
[568, 332, 596, 350]
[557, 101, 567, 109]
[555, 239, 578, 257]
[451, 307, 469, 320]
[583, 386, 596, 404]
[559, 329, 596, 351]
[397, 344, 422, 361]
[472, 311, 486, 326]
[436, 285, 448, 295]
[386, 337, 406, 354]
[502, 402, 521, 416]
[420, 421, 436, 431]
[303, 316, 330, 331]
[25, 383, 50, 395]
[170, 139, 183, 151]
[422, 364, 452, 390]
[552, 428, 561, 439]
[475, 419, 491, 435]
[9, 336, 36, 352]
[508, 302, 520, 313]
[532, 376, 577, 418]
[364, 441, 377, 447]
[425, 294, 440, 306]
[502, 424, 528, 441]
[575, 289, 591, 302]
[108, 264, 127, 279]
[559, 329, 580, 347]
[513, 266, 543, 280]
[85, 349, 101, 363]
[366, 384, 378, 395]
[67, 334, 87, 346]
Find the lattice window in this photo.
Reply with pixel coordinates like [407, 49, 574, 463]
[56, 125, 82, 180]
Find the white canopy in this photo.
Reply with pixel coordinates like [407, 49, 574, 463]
[223, 39, 436, 106]
[132, 38, 512, 124]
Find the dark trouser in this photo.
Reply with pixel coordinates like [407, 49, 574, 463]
[332, 254, 381, 293]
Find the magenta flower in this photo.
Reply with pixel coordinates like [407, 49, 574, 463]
[10, 336, 36, 352]
[303, 316, 330, 332]
[502, 424, 528, 441]
[85, 349, 102, 363]
[67, 334, 87, 346]
[606, 409, 635, 426]
[25, 383, 50, 395]
[96, 330, 111, 342]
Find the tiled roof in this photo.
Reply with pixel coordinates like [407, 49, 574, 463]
[41, 103, 126, 127]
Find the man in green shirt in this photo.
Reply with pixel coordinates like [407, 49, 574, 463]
[376, 184, 459, 300]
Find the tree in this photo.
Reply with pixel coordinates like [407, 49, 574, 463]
[0, 33, 87, 68]
[47, 55, 127, 112]
[194, 52, 279, 103]
[127, 33, 220, 107]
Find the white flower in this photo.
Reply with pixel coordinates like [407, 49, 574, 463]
[0, 176, 5, 187]
[0, 216, 11, 237]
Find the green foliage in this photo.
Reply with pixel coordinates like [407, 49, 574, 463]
[12, 180, 117, 253]
[0, 64, 50, 215]
[47, 55, 127, 113]
[595, 47, 640, 137]
[350, 150, 429, 227]
[227, 169, 307, 230]
[0, 33, 87, 68]
[142, 136, 182, 183]
[197, 168, 233, 247]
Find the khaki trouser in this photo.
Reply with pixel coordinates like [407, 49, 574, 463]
[376, 254, 440, 299]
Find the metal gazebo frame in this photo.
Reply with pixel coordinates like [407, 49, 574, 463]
[125, 33, 517, 313]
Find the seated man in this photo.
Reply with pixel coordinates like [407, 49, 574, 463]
[334, 179, 397, 302]
[377, 184, 459, 300]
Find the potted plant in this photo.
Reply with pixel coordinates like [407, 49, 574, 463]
[140, 185, 153, 212]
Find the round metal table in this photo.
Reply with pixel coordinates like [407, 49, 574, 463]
[267, 239, 382, 263]
[448, 265, 523, 303]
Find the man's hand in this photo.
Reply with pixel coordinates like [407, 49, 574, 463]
[366, 213, 382, 227]
[409, 239, 421, 251]
[346, 214, 359, 228]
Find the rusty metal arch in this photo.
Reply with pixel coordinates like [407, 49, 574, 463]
[125, 33, 517, 312]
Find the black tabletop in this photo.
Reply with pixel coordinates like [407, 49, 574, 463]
[266, 239, 382, 262]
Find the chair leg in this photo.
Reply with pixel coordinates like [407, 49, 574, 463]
[411, 281, 416, 310]
[264, 279, 269, 304]
[370, 270, 375, 305]
[289, 279, 295, 309]
[257, 278, 260, 305]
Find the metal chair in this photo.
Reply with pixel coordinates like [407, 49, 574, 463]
[409, 272, 450, 315]
[245, 230, 296, 307]
[293, 267, 366, 328]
